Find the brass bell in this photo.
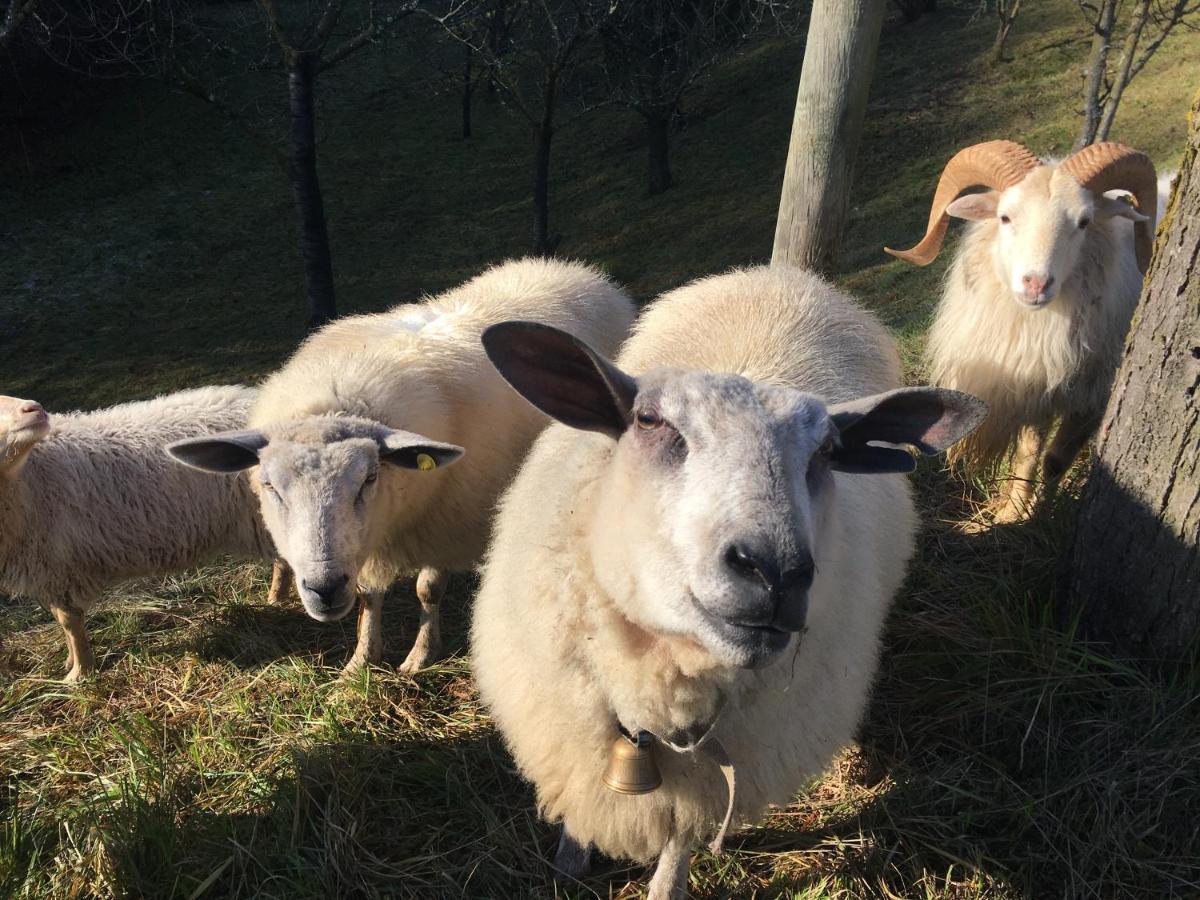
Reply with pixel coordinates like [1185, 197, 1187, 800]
[602, 729, 662, 795]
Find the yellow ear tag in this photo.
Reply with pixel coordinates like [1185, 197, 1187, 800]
[416, 452, 437, 472]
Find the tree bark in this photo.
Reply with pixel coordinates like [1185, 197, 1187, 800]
[287, 53, 337, 330]
[990, 0, 1022, 65]
[646, 110, 673, 196]
[1066, 90, 1200, 660]
[531, 69, 557, 257]
[462, 43, 474, 139]
[771, 0, 886, 273]
[1096, 0, 1150, 143]
[1075, 0, 1117, 151]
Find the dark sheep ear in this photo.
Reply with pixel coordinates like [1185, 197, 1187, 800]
[482, 321, 637, 440]
[378, 429, 464, 471]
[166, 430, 268, 473]
[827, 387, 988, 475]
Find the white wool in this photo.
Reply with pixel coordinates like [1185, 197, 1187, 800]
[248, 258, 637, 663]
[927, 160, 1156, 466]
[472, 267, 917, 865]
[0, 385, 273, 614]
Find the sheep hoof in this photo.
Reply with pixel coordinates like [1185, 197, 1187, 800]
[340, 655, 374, 677]
[63, 664, 90, 684]
[397, 644, 436, 675]
[990, 501, 1028, 525]
[552, 829, 592, 878]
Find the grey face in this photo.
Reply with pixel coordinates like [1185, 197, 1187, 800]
[167, 417, 464, 623]
[482, 320, 988, 670]
[255, 432, 381, 620]
[604, 371, 829, 667]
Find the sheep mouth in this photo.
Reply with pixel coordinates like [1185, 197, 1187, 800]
[12, 411, 49, 437]
[1014, 293, 1055, 310]
[688, 591, 794, 665]
[299, 596, 356, 623]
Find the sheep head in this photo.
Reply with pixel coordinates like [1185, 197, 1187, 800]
[483, 322, 987, 670]
[886, 140, 1156, 307]
[167, 417, 463, 622]
[0, 396, 50, 479]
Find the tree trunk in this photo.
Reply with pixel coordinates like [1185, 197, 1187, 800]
[990, 0, 1022, 65]
[531, 70, 557, 257]
[1096, 0, 1150, 144]
[287, 53, 337, 330]
[771, 0, 886, 273]
[1065, 90, 1200, 660]
[462, 43, 474, 139]
[1075, 0, 1117, 151]
[646, 110, 673, 196]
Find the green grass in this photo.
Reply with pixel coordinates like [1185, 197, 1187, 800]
[2, 1, 1200, 897]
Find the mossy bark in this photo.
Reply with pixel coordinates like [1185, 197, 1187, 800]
[1065, 90, 1200, 659]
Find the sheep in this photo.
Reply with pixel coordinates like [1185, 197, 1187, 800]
[0, 387, 288, 682]
[884, 140, 1162, 522]
[168, 258, 637, 676]
[471, 266, 986, 900]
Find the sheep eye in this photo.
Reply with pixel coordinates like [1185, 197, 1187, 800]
[635, 409, 663, 431]
[261, 481, 277, 495]
[364, 471, 378, 485]
[999, 214, 1012, 225]
[1077, 217, 1091, 230]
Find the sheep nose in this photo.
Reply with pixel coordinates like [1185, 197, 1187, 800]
[302, 574, 349, 607]
[723, 545, 815, 594]
[19, 401, 43, 415]
[724, 544, 780, 590]
[1021, 274, 1053, 299]
[723, 545, 814, 630]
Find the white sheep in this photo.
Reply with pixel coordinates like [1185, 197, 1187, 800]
[168, 258, 636, 675]
[885, 140, 1162, 522]
[0, 387, 288, 682]
[471, 266, 986, 899]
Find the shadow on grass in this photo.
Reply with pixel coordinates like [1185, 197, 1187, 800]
[80, 730, 650, 900]
[184, 573, 478, 672]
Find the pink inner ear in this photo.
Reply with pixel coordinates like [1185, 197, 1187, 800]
[946, 192, 999, 221]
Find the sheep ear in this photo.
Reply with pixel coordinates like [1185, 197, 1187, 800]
[1095, 193, 1149, 222]
[166, 430, 268, 473]
[482, 321, 637, 440]
[827, 387, 988, 474]
[378, 429, 464, 471]
[946, 191, 1000, 221]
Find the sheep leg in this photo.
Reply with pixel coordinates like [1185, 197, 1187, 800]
[51, 603, 93, 683]
[1043, 410, 1102, 486]
[398, 567, 446, 675]
[993, 426, 1045, 524]
[552, 826, 592, 878]
[266, 559, 293, 605]
[646, 832, 692, 900]
[343, 591, 385, 675]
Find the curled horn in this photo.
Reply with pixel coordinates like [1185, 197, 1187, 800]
[1061, 142, 1158, 273]
[885, 140, 1041, 266]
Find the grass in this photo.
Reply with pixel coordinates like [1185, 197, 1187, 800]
[2, 1, 1200, 897]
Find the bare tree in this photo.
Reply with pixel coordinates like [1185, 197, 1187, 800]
[772, 0, 886, 273]
[450, 0, 512, 139]
[0, 0, 39, 50]
[890, 0, 936, 22]
[598, 0, 779, 196]
[441, 0, 615, 256]
[28, 0, 408, 329]
[1065, 91, 1198, 659]
[976, 0, 1024, 64]
[1075, 0, 1199, 150]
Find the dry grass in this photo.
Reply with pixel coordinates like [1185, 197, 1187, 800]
[3, 1, 1200, 897]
